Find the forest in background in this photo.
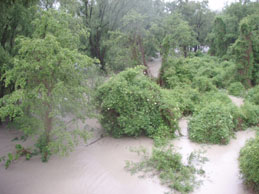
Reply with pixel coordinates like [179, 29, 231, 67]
[0, 0, 258, 193]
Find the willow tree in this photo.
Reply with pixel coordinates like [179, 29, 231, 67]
[0, 10, 96, 162]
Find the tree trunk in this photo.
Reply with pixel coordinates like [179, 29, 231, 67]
[183, 46, 187, 58]
[138, 35, 150, 76]
[43, 104, 52, 160]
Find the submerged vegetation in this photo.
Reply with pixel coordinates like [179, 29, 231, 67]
[239, 136, 259, 193]
[188, 102, 235, 144]
[96, 66, 180, 139]
[125, 146, 207, 194]
[0, 0, 258, 192]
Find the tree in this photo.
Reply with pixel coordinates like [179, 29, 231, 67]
[230, 13, 259, 87]
[121, 10, 151, 75]
[208, 1, 259, 57]
[209, 17, 227, 57]
[162, 14, 197, 59]
[165, 0, 215, 51]
[0, 0, 38, 124]
[0, 10, 96, 161]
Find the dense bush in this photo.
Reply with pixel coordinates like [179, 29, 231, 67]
[228, 105, 246, 131]
[246, 85, 259, 105]
[168, 85, 201, 116]
[228, 82, 246, 97]
[188, 102, 235, 144]
[96, 66, 181, 138]
[159, 58, 192, 89]
[191, 76, 217, 93]
[159, 56, 237, 91]
[194, 91, 232, 112]
[239, 136, 259, 192]
[212, 61, 237, 88]
[240, 102, 259, 127]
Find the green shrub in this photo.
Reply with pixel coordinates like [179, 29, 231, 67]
[168, 85, 201, 116]
[188, 102, 235, 144]
[194, 91, 232, 112]
[96, 66, 181, 138]
[246, 85, 259, 105]
[239, 136, 259, 192]
[191, 76, 217, 93]
[159, 58, 192, 89]
[240, 102, 259, 127]
[159, 56, 237, 91]
[212, 61, 237, 88]
[228, 82, 246, 97]
[192, 91, 246, 131]
[228, 104, 247, 131]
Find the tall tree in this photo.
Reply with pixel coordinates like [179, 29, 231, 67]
[0, 0, 38, 124]
[162, 14, 197, 59]
[230, 13, 259, 87]
[208, 17, 227, 57]
[166, 0, 215, 51]
[0, 10, 96, 161]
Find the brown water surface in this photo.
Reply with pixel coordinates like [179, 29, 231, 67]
[0, 56, 255, 194]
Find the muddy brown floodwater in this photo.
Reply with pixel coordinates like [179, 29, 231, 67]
[0, 57, 256, 194]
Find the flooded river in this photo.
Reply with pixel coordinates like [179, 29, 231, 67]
[0, 57, 256, 194]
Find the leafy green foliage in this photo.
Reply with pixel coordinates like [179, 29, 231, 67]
[240, 102, 259, 127]
[246, 85, 259, 105]
[104, 31, 138, 72]
[165, 0, 215, 52]
[96, 66, 180, 138]
[159, 56, 237, 92]
[239, 136, 259, 192]
[192, 76, 217, 93]
[159, 57, 193, 89]
[167, 85, 201, 116]
[125, 146, 207, 194]
[162, 14, 197, 58]
[228, 82, 246, 97]
[0, 144, 35, 169]
[229, 13, 259, 87]
[0, 10, 97, 162]
[194, 91, 245, 131]
[241, 86, 259, 127]
[189, 102, 235, 144]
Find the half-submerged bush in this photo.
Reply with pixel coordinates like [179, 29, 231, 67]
[96, 66, 181, 138]
[228, 82, 246, 97]
[125, 146, 207, 194]
[239, 136, 259, 192]
[188, 102, 235, 144]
